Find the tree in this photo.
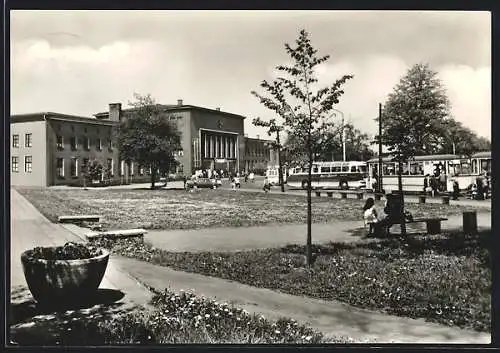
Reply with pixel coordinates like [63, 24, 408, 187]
[380, 63, 451, 236]
[439, 118, 491, 156]
[252, 117, 286, 192]
[116, 93, 183, 189]
[252, 29, 353, 266]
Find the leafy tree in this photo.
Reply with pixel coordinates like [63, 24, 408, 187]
[252, 117, 286, 192]
[116, 93, 183, 189]
[252, 29, 353, 266]
[380, 63, 451, 236]
[439, 118, 491, 156]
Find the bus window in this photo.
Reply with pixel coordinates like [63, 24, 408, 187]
[321, 166, 330, 173]
[333, 166, 341, 173]
[383, 163, 395, 175]
[341, 166, 348, 172]
[350, 166, 356, 172]
[359, 165, 367, 173]
[312, 167, 319, 173]
[409, 162, 423, 175]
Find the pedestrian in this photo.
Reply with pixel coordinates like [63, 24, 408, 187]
[452, 180, 460, 200]
[263, 176, 271, 193]
[244, 172, 248, 183]
[423, 174, 429, 194]
[429, 175, 438, 197]
[234, 175, 241, 188]
[183, 175, 187, 189]
[439, 170, 446, 192]
[476, 176, 484, 200]
[249, 171, 255, 183]
[230, 175, 236, 190]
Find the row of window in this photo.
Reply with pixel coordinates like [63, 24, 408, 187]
[12, 134, 32, 148]
[56, 135, 112, 151]
[55, 158, 149, 179]
[11, 156, 32, 173]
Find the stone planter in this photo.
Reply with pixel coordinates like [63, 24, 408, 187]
[21, 247, 109, 304]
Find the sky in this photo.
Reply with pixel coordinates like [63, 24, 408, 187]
[10, 10, 491, 141]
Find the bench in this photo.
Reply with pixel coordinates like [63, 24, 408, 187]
[85, 228, 147, 240]
[58, 215, 101, 223]
[315, 190, 364, 199]
[389, 217, 448, 235]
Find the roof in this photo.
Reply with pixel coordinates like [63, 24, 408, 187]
[11, 112, 116, 126]
[471, 151, 491, 158]
[366, 154, 460, 163]
[94, 104, 246, 120]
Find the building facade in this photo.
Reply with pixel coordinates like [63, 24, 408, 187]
[11, 100, 280, 186]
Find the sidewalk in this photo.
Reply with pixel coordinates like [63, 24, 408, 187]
[10, 189, 153, 342]
[144, 212, 491, 253]
[113, 255, 490, 344]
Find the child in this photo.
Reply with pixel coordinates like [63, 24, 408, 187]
[234, 175, 241, 189]
[363, 197, 378, 235]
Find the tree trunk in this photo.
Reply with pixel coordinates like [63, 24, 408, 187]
[277, 132, 285, 193]
[306, 155, 313, 267]
[151, 165, 156, 190]
[397, 158, 406, 236]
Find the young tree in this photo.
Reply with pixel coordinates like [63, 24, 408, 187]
[252, 117, 286, 192]
[116, 93, 183, 189]
[380, 63, 451, 236]
[252, 29, 353, 266]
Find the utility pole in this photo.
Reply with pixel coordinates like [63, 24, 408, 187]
[342, 114, 346, 161]
[378, 103, 383, 193]
[276, 130, 285, 193]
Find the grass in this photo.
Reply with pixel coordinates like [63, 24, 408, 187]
[90, 230, 491, 333]
[16, 187, 488, 231]
[10, 286, 354, 345]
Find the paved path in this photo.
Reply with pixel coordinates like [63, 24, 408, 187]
[10, 189, 153, 343]
[113, 256, 490, 344]
[144, 212, 491, 253]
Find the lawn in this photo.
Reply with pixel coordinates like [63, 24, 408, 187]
[91, 230, 491, 333]
[16, 187, 488, 231]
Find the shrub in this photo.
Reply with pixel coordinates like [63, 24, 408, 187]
[26, 242, 103, 260]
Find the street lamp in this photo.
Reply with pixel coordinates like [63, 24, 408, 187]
[330, 108, 346, 161]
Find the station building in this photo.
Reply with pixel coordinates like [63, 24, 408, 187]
[10, 100, 278, 187]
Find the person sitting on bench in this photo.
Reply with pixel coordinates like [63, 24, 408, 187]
[376, 194, 413, 235]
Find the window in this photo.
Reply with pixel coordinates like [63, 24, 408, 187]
[312, 167, 319, 173]
[25, 133, 32, 147]
[12, 134, 19, 148]
[96, 138, 102, 151]
[70, 158, 78, 177]
[341, 166, 348, 172]
[82, 158, 89, 173]
[84, 136, 90, 150]
[320, 166, 330, 173]
[409, 162, 424, 175]
[107, 159, 114, 177]
[12, 156, 19, 172]
[56, 158, 64, 178]
[350, 166, 357, 172]
[24, 156, 32, 173]
[70, 136, 78, 150]
[56, 135, 64, 149]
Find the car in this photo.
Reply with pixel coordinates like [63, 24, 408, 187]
[185, 177, 220, 189]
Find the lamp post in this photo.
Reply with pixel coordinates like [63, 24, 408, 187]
[330, 108, 346, 161]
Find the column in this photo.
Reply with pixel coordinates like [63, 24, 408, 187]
[225, 136, 229, 158]
[216, 136, 220, 158]
[212, 135, 215, 159]
[204, 133, 208, 159]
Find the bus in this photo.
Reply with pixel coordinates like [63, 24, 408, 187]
[265, 165, 287, 185]
[366, 151, 491, 193]
[286, 161, 368, 190]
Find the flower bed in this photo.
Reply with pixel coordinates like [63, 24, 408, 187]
[11, 287, 353, 345]
[16, 187, 487, 231]
[90, 232, 491, 332]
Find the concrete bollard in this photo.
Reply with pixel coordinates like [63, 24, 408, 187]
[442, 196, 450, 205]
[463, 211, 478, 234]
[419, 195, 426, 204]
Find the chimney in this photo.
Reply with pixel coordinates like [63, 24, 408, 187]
[109, 103, 122, 121]
[177, 99, 183, 106]
[256, 134, 260, 139]
[216, 107, 220, 111]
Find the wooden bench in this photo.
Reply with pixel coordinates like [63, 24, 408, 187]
[86, 228, 147, 240]
[315, 190, 364, 199]
[389, 217, 448, 235]
[58, 215, 101, 223]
